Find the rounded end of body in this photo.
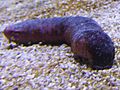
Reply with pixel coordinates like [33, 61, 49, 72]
[72, 30, 115, 70]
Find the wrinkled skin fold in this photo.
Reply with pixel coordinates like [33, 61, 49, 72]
[3, 16, 115, 70]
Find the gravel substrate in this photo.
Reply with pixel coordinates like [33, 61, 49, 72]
[0, 0, 120, 90]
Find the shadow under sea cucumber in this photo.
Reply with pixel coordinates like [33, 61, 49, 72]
[3, 16, 115, 70]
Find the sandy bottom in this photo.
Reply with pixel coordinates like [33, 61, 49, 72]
[0, 0, 120, 89]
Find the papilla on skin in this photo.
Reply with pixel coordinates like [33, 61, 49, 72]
[3, 16, 115, 70]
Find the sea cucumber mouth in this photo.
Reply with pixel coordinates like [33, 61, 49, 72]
[4, 29, 20, 42]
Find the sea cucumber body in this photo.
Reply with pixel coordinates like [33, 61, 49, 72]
[3, 16, 115, 70]
[4, 17, 66, 44]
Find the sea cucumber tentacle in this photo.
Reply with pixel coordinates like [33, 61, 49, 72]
[3, 16, 115, 70]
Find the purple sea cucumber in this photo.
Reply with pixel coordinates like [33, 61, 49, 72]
[3, 16, 115, 70]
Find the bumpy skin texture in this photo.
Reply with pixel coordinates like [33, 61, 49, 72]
[3, 16, 115, 70]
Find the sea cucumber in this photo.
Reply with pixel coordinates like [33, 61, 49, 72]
[3, 16, 115, 70]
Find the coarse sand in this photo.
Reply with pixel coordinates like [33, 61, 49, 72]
[0, 0, 120, 89]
